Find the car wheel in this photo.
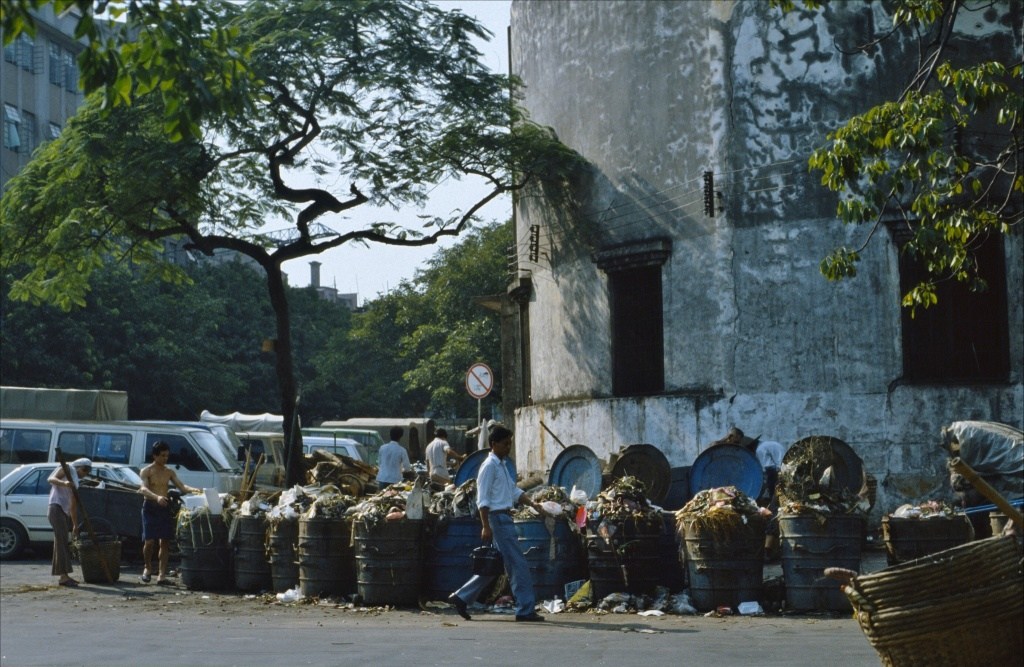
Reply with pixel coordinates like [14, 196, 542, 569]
[0, 519, 29, 560]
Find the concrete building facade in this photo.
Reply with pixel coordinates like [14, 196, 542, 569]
[507, 0, 1022, 521]
[1, 6, 85, 190]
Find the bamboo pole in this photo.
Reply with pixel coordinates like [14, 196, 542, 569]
[950, 457, 1024, 529]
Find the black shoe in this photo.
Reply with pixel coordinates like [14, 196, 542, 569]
[448, 594, 471, 620]
[515, 613, 545, 622]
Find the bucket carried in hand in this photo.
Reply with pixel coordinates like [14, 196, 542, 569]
[470, 545, 504, 576]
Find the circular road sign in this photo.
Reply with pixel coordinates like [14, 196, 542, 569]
[466, 363, 494, 399]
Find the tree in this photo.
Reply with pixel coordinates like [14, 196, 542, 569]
[311, 221, 512, 420]
[1, 261, 278, 417]
[2, 0, 254, 141]
[1, 0, 579, 486]
[775, 0, 1022, 310]
[400, 221, 512, 417]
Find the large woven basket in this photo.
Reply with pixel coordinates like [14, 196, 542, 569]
[73, 518, 122, 584]
[842, 536, 1023, 667]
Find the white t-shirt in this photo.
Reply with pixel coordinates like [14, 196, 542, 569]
[756, 440, 786, 469]
[425, 437, 453, 480]
[376, 441, 411, 484]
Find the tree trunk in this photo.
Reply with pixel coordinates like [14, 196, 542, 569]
[264, 265, 305, 487]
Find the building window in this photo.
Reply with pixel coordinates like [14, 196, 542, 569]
[609, 265, 665, 396]
[48, 122, 62, 140]
[19, 110, 36, 154]
[4, 35, 34, 70]
[18, 34, 35, 71]
[899, 231, 1010, 382]
[3, 104, 22, 152]
[49, 42, 62, 85]
[596, 238, 670, 397]
[63, 51, 78, 92]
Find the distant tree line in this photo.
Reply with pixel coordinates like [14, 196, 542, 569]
[0, 222, 510, 424]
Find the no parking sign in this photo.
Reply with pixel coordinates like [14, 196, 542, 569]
[465, 363, 493, 399]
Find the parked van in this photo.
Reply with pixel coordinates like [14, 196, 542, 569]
[234, 432, 287, 488]
[0, 419, 242, 492]
[302, 435, 368, 463]
[318, 418, 435, 461]
[303, 428, 383, 464]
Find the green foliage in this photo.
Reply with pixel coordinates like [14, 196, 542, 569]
[1, 1, 580, 463]
[2, 0, 255, 141]
[313, 222, 511, 419]
[0, 94, 207, 311]
[0, 260, 351, 419]
[780, 0, 1022, 309]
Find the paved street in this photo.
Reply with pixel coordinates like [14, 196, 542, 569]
[0, 554, 885, 667]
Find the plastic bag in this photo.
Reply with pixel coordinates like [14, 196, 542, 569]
[276, 586, 303, 603]
[541, 598, 565, 614]
[405, 479, 425, 520]
[540, 501, 563, 516]
[570, 485, 588, 504]
[738, 601, 764, 615]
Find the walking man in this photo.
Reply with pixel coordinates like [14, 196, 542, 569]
[448, 425, 547, 622]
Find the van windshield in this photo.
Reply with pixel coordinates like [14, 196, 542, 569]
[191, 430, 239, 472]
[204, 426, 244, 473]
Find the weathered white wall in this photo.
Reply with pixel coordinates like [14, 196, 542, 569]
[510, 0, 1023, 523]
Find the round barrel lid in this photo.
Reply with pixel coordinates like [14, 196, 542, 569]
[689, 444, 763, 498]
[547, 444, 602, 500]
[453, 449, 517, 487]
[609, 444, 672, 504]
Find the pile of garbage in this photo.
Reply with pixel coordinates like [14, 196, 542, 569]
[349, 480, 428, 526]
[777, 436, 869, 517]
[515, 485, 573, 521]
[587, 476, 663, 534]
[428, 479, 478, 519]
[266, 485, 316, 526]
[562, 581, 698, 616]
[306, 450, 377, 497]
[304, 488, 358, 519]
[675, 486, 770, 538]
[889, 500, 959, 519]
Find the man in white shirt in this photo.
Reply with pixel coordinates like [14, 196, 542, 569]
[448, 426, 548, 623]
[425, 428, 464, 489]
[754, 439, 786, 505]
[750, 439, 787, 561]
[376, 426, 412, 486]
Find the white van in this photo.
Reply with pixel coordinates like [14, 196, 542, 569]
[234, 432, 287, 488]
[303, 428, 383, 464]
[302, 435, 368, 463]
[0, 419, 242, 492]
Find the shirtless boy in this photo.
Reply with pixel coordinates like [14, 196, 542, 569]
[139, 441, 199, 585]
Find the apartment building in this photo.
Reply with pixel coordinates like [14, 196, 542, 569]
[1, 5, 85, 191]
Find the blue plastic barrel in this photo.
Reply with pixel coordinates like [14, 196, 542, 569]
[515, 518, 586, 600]
[423, 516, 481, 601]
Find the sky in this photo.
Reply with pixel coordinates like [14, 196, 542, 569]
[279, 1, 514, 302]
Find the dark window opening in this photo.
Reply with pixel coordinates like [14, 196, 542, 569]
[610, 265, 665, 396]
[899, 231, 1010, 382]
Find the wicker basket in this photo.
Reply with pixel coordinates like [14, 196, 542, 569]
[75, 539, 121, 584]
[73, 518, 122, 584]
[842, 536, 1023, 667]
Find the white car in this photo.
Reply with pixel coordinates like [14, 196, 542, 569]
[0, 462, 143, 560]
[302, 436, 368, 462]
